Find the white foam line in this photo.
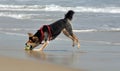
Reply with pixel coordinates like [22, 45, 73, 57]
[73, 28, 120, 33]
[0, 28, 37, 31]
[82, 40, 120, 46]
[1, 28, 120, 33]
[0, 31, 26, 36]
[73, 29, 97, 33]
[5, 32, 26, 36]
[0, 12, 33, 19]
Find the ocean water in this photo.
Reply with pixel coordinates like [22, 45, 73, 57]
[0, 0, 120, 45]
[0, 0, 120, 46]
[0, 0, 120, 32]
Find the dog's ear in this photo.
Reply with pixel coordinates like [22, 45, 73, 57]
[28, 33, 33, 37]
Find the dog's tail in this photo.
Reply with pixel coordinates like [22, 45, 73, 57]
[64, 10, 75, 20]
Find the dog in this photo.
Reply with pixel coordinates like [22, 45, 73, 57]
[25, 10, 80, 51]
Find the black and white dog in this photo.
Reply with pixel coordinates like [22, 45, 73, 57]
[25, 10, 80, 51]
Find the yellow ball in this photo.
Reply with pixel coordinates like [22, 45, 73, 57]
[24, 46, 30, 50]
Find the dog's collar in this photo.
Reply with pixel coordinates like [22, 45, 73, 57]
[40, 25, 52, 40]
[35, 25, 52, 44]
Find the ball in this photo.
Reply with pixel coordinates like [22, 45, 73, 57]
[24, 46, 30, 50]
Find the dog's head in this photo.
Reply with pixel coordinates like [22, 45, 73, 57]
[25, 25, 50, 50]
[25, 33, 40, 50]
[65, 10, 75, 20]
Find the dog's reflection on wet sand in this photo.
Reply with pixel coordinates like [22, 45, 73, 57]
[25, 50, 82, 65]
[25, 50, 46, 60]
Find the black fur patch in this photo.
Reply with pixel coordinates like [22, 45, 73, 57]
[65, 10, 74, 20]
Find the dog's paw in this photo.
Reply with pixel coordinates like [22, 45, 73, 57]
[33, 48, 43, 51]
[39, 48, 44, 51]
[72, 44, 75, 47]
[33, 49, 40, 51]
[72, 42, 75, 47]
[77, 43, 80, 49]
[72, 41, 76, 47]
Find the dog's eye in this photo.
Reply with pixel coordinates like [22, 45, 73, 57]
[25, 43, 27, 45]
[29, 37, 33, 40]
[29, 37, 34, 42]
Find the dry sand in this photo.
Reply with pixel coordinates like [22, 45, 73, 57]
[0, 56, 81, 71]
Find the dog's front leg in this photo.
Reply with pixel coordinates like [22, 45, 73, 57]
[39, 41, 49, 51]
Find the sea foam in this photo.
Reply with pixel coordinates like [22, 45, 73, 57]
[0, 4, 120, 13]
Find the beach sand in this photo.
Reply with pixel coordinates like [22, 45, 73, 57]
[0, 56, 81, 71]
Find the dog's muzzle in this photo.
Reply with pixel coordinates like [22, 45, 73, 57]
[25, 43, 33, 50]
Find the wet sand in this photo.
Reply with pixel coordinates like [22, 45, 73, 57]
[0, 56, 80, 71]
[0, 31, 120, 71]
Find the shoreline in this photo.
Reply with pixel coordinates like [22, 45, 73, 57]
[0, 27, 120, 71]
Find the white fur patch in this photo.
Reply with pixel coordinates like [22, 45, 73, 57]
[33, 49, 41, 51]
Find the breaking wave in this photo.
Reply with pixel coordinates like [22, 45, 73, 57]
[0, 4, 120, 13]
[73, 28, 120, 33]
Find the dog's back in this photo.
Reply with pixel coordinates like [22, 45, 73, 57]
[49, 10, 75, 40]
[49, 19, 66, 39]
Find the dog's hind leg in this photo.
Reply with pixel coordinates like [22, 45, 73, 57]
[63, 29, 80, 48]
[72, 34, 80, 48]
